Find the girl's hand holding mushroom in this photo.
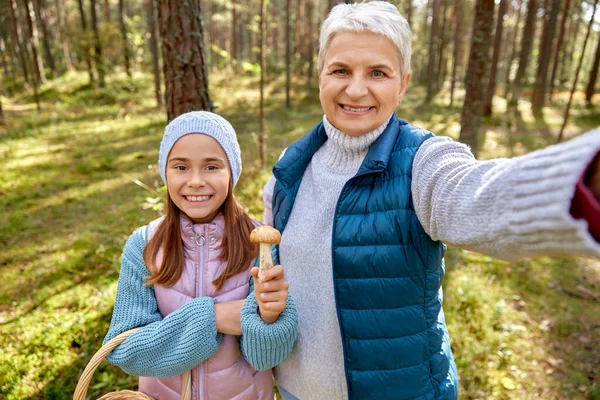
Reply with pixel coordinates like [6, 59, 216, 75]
[251, 265, 289, 324]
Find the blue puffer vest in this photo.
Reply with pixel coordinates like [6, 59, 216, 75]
[271, 114, 458, 400]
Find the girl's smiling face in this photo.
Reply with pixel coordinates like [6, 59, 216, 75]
[319, 31, 411, 136]
[166, 134, 231, 224]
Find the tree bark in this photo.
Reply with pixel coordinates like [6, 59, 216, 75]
[259, 0, 266, 168]
[549, 0, 572, 100]
[90, 0, 105, 87]
[147, 0, 162, 106]
[77, 0, 95, 84]
[104, 0, 111, 22]
[531, 0, 561, 109]
[231, 0, 238, 65]
[118, 0, 131, 80]
[24, 0, 46, 85]
[459, 0, 495, 157]
[436, 0, 449, 89]
[158, 0, 212, 121]
[585, 32, 600, 104]
[510, 0, 538, 104]
[426, 0, 441, 101]
[483, 0, 507, 115]
[306, 0, 314, 92]
[559, 4, 582, 87]
[54, 0, 74, 72]
[8, 0, 31, 84]
[0, 38, 9, 77]
[405, 0, 412, 27]
[34, 0, 56, 77]
[504, 0, 523, 98]
[450, 0, 462, 106]
[558, 0, 599, 142]
[285, 0, 291, 108]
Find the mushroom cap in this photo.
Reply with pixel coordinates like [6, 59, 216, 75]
[250, 225, 281, 244]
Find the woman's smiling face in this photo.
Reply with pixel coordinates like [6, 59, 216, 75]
[318, 31, 410, 136]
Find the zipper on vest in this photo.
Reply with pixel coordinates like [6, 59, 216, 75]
[195, 231, 206, 400]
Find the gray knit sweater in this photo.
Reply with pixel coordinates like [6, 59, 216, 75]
[263, 116, 600, 400]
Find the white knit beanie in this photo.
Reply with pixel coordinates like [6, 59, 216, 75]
[158, 111, 242, 187]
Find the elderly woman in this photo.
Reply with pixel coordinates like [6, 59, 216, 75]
[261, 1, 600, 400]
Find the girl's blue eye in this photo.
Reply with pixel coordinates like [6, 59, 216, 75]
[332, 69, 348, 75]
[206, 165, 219, 171]
[372, 70, 386, 77]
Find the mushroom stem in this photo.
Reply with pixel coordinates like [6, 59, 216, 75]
[258, 242, 274, 281]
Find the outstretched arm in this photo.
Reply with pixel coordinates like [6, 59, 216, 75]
[411, 129, 600, 260]
[103, 228, 222, 377]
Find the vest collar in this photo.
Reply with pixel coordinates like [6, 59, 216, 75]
[180, 213, 225, 250]
[273, 113, 405, 192]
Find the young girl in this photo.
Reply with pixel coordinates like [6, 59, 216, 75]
[103, 111, 297, 400]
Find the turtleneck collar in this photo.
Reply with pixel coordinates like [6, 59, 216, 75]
[315, 114, 393, 174]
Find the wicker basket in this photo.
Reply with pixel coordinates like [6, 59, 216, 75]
[73, 328, 191, 400]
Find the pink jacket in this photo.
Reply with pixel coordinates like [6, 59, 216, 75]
[138, 214, 274, 400]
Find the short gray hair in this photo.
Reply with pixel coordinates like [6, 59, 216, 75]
[318, 1, 412, 79]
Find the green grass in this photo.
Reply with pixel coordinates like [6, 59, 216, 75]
[1, 70, 599, 399]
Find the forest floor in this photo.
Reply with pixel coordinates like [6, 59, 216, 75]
[0, 70, 599, 399]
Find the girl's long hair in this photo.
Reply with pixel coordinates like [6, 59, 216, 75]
[143, 182, 258, 291]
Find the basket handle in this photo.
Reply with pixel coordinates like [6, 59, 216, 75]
[73, 328, 191, 400]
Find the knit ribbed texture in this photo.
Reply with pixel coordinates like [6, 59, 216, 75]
[240, 289, 298, 371]
[266, 116, 390, 400]
[411, 129, 600, 260]
[265, 120, 600, 399]
[104, 226, 298, 378]
[103, 227, 222, 377]
[158, 111, 242, 187]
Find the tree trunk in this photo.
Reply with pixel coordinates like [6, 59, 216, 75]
[450, 0, 462, 106]
[504, 0, 523, 98]
[9, 0, 31, 84]
[258, 0, 266, 168]
[549, 0, 572, 101]
[147, 0, 162, 106]
[24, 0, 46, 85]
[510, 0, 538, 104]
[436, 0, 449, 89]
[585, 32, 600, 104]
[119, 0, 131, 80]
[54, 0, 74, 72]
[0, 81, 4, 124]
[0, 38, 9, 77]
[23, 0, 42, 112]
[77, 0, 95, 84]
[294, 0, 303, 56]
[405, 0, 412, 27]
[90, 0, 105, 87]
[104, 0, 111, 22]
[158, 0, 212, 121]
[459, 0, 495, 157]
[559, 4, 582, 87]
[483, 0, 507, 115]
[231, 0, 238, 65]
[305, 0, 314, 92]
[285, 0, 291, 108]
[426, 0, 441, 101]
[531, 0, 561, 109]
[34, 0, 56, 78]
[558, 0, 599, 142]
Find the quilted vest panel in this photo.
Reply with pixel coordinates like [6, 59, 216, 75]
[272, 115, 458, 400]
[138, 215, 274, 400]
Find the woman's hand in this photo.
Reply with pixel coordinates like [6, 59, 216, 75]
[251, 265, 289, 324]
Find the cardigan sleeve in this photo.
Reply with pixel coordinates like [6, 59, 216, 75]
[411, 129, 600, 260]
[239, 253, 298, 371]
[103, 227, 222, 377]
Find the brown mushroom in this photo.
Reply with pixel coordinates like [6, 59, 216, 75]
[250, 225, 281, 281]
